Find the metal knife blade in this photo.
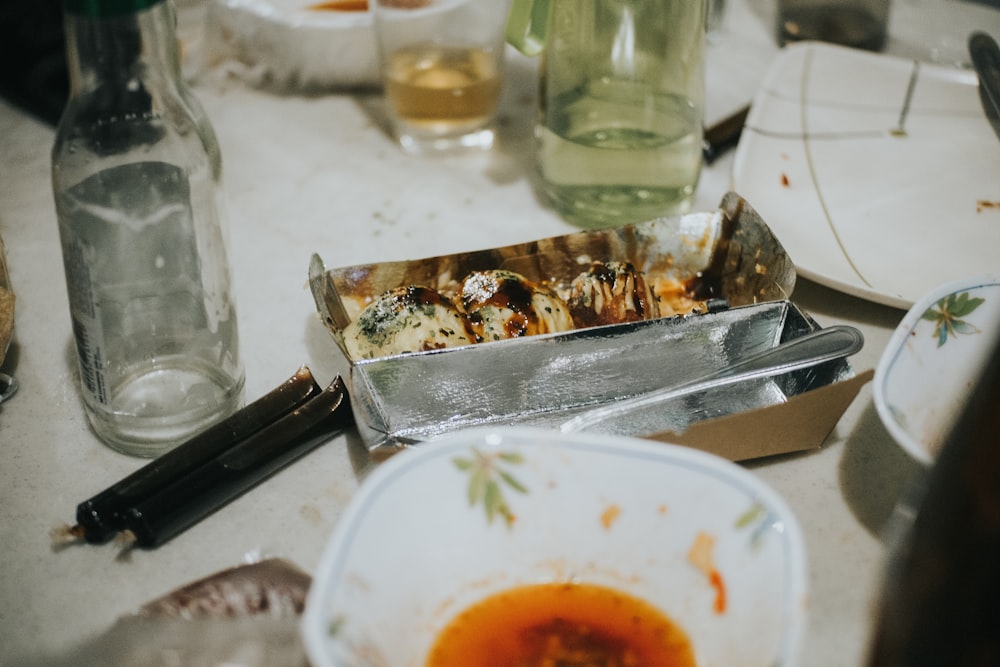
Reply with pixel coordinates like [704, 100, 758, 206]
[969, 31, 1000, 142]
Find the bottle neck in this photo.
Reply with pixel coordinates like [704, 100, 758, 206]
[63, 0, 182, 100]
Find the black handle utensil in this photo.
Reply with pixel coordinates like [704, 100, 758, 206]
[703, 105, 751, 164]
[120, 376, 353, 549]
[67, 367, 331, 544]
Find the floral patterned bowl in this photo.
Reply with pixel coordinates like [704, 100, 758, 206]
[874, 275, 1000, 465]
[301, 427, 808, 667]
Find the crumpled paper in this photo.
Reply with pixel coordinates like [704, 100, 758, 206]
[18, 559, 312, 667]
[197, 0, 380, 92]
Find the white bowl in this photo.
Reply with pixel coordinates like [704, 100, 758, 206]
[874, 274, 1000, 465]
[301, 426, 808, 667]
[204, 0, 378, 91]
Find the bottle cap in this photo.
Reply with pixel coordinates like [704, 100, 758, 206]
[64, 0, 165, 17]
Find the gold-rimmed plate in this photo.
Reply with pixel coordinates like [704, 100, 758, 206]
[733, 42, 1000, 309]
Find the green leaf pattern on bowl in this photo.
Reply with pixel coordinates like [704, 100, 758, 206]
[735, 501, 778, 550]
[453, 448, 528, 527]
[921, 291, 985, 347]
[451, 447, 786, 546]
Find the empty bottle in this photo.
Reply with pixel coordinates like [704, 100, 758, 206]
[52, 0, 245, 457]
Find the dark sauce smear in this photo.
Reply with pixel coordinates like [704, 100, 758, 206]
[355, 285, 473, 350]
[689, 199, 739, 302]
[461, 272, 541, 340]
[569, 261, 658, 327]
[685, 271, 722, 302]
[461, 273, 535, 315]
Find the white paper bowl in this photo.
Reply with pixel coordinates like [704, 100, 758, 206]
[874, 275, 1000, 465]
[204, 0, 378, 91]
[301, 427, 808, 667]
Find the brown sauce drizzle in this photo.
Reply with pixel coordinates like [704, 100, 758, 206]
[581, 260, 656, 323]
[461, 272, 542, 340]
[461, 272, 535, 314]
[398, 285, 452, 308]
[688, 204, 738, 302]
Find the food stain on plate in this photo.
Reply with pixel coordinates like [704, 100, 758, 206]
[688, 531, 727, 614]
[600, 503, 621, 529]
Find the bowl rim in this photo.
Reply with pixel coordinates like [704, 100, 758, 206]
[874, 273, 1000, 465]
[300, 425, 809, 667]
[214, 0, 374, 29]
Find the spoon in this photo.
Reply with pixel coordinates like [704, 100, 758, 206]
[560, 324, 864, 433]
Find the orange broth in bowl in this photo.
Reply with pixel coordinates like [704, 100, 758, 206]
[307, 0, 367, 10]
[426, 581, 696, 667]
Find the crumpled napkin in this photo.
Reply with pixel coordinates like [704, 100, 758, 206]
[18, 558, 313, 667]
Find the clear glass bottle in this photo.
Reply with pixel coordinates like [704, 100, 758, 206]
[52, 0, 244, 457]
[509, 0, 706, 230]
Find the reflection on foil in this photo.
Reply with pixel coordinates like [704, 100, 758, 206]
[340, 300, 855, 450]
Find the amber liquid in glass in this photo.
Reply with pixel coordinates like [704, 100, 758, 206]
[384, 43, 501, 135]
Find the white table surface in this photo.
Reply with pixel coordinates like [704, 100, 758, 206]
[2, 0, 997, 664]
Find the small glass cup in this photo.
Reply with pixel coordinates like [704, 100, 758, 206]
[777, 0, 891, 52]
[373, 0, 511, 155]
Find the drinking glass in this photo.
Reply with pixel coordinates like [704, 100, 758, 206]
[373, 0, 512, 155]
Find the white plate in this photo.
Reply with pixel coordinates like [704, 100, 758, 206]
[874, 274, 1000, 464]
[732, 42, 1000, 309]
[301, 426, 808, 667]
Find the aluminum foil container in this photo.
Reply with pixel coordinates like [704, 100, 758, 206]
[309, 193, 845, 452]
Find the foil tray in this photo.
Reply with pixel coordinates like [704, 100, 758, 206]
[309, 193, 842, 452]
